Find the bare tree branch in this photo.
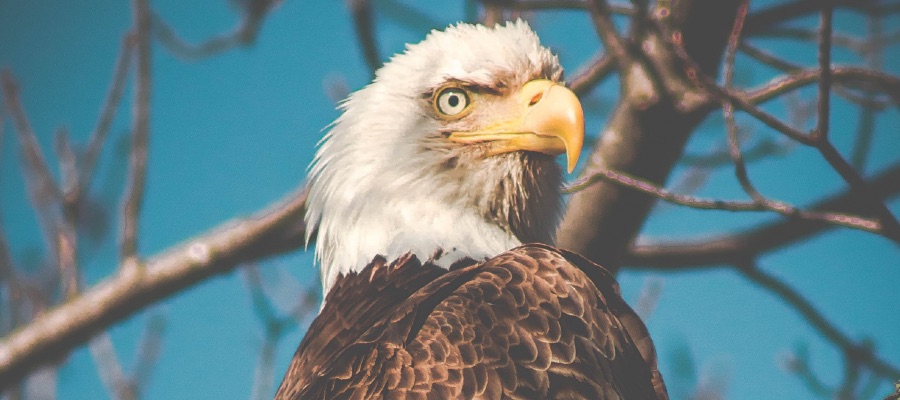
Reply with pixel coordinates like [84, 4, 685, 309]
[753, 27, 900, 55]
[1, 71, 63, 249]
[739, 41, 803, 72]
[53, 128, 80, 299]
[244, 264, 316, 400]
[782, 344, 836, 398]
[816, 139, 899, 241]
[738, 261, 900, 379]
[151, 0, 281, 60]
[722, 0, 764, 202]
[0, 188, 308, 388]
[120, 0, 153, 266]
[659, 15, 900, 240]
[851, 15, 884, 173]
[743, 0, 881, 36]
[812, 1, 833, 142]
[489, 0, 636, 15]
[624, 164, 900, 269]
[678, 137, 793, 168]
[568, 52, 616, 96]
[349, 0, 381, 77]
[565, 166, 882, 233]
[129, 311, 166, 397]
[89, 332, 133, 400]
[744, 67, 900, 107]
[585, 0, 632, 69]
[82, 35, 134, 194]
[659, 32, 818, 143]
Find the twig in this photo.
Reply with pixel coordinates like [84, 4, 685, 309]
[585, 0, 632, 70]
[89, 332, 133, 400]
[129, 311, 165, 396]
[0, 214, 22, 340]
[679, 137, 793, 168]
[244, 266, 288, 330]
[721, 0, 767, 203]
[815, 139, 899, 241]
[0, 187, 308, 388]
[838, 353, 863, 400]
[0, 217, 14, 289]
[489, 0, 588, 10]
[480, 2, 503, 26]
[250, 328, 281, 400]
[738, 261, 900, 379]
[492, 0, 636, 15]
[120, 0, 152, 266]
[1, 71, 64, 266]
[743, 0, 881, 36]
[0, 105, 5, 162]
[783, 344, 835, 397]
[754, 27, 900, 55]
[813, 1, 833, 142]
[832, 85, 893, 110]
[568, 52, 616, 96]
[245, 266, 286, 400]
[0, 112, 12, 294]
[739, 42, 803, 72]
[83, 35, 135, 194]
[151, 0, 280, 60]
[349, 0, 381, 77]
[54, 128, 81, 299]
[850, 15, 884, 173]
[243, 265, 316, 400]
[0, 73, 58, 202]
[656, 22, 817, 144]
[633, 278, 662, 321]
[624, 164, 900, 268]
[376, 0, 443, 33]
[744, 67, 900, 106]
[565, 166, 882, 233]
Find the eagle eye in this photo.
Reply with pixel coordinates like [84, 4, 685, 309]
[434, 87, 471, 117]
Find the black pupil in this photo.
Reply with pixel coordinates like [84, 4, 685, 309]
[447, 94, 459, 107]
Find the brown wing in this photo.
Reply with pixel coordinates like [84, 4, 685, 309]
[278, 244, 668, 400]
[274, 253, 450, 398]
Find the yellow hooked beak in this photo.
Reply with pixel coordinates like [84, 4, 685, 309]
[447, 79, 584, 172]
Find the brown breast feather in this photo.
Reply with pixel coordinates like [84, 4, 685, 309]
[275, 244, 668, 400]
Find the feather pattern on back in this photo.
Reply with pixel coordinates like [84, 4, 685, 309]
[275, 245, 668, 400]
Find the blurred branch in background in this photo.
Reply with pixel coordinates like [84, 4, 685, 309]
[0, 0, 292, 394]
[151, 0, 282, 60]
[89, 311, 165, 400]
[349, 0, 382, 77]
[243, 265, 318, 400]
[738, 261, 899, 379]
[119, 0, 152, 269]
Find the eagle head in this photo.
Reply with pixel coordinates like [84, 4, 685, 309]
[306, 20, 585, 292]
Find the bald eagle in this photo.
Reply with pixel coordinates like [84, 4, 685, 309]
[275, 21, 668, 399]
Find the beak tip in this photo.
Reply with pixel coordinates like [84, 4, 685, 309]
[565, 151, 579, 173]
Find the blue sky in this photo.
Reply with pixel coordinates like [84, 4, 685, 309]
[1, 1, 898, 399]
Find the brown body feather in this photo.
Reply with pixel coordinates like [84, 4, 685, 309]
[275, 244, 667, 399]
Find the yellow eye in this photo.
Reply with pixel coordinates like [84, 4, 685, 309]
[435, 87, 470, 117]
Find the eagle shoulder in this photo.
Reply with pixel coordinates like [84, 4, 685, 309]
[277, 244, 668, 400]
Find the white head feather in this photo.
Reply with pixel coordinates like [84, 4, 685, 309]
[306, 20, 567, 293]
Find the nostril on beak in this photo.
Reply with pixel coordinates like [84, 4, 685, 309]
[529, 91, 543, 106]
